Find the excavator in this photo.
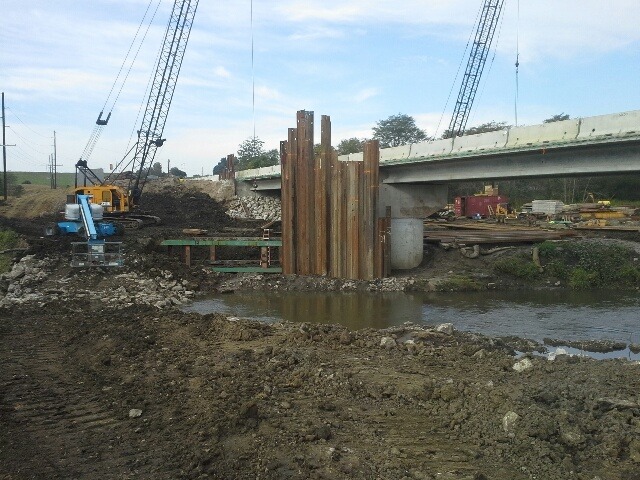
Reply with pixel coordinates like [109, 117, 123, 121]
[74, 0, 199, 228]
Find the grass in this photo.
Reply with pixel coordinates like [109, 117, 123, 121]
[9, 171, 77, 188]
[537, 240, 640, 289]
[494, 255, 541, 281]
[0, 229, 20, 273]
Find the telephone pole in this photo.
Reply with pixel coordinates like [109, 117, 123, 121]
[2, 92, 6, 200]
[53, 130, 58, 189]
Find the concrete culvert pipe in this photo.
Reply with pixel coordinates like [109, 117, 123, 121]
[390, 218, 424, 270]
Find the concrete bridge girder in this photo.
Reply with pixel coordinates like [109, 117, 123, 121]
[380, 141, 640, 184]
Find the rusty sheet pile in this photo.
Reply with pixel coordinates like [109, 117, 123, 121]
[281, 111, 390, 280]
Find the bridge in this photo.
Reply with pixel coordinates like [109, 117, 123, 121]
[234, 109, 640, 217]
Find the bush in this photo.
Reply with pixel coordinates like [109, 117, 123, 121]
[494, 256, 541, 280]
[537, 240, 638, 288]
[619, 265, 640, 286]
[569, 268, 598, 289]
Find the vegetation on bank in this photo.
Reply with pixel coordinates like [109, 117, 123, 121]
[493, 240, 640, 289]
[0, 229, 20, 273]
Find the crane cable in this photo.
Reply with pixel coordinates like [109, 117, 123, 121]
[103, 0, 163, 114]
[514, 0, 520, 126]
[434, 1, 485, 139]
[79, 0, 162, 163]
[251, 0, 256, 140]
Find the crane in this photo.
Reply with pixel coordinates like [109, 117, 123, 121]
[75, 0, 199, 221]
[446, 0, 505, 138]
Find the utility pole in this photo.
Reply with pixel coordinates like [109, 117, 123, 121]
[2, 92, 6, 201]
[167, 158, 170, 176]
[53, 130, 57, 189]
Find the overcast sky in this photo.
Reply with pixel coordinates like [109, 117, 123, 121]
[2, 0, 640, 175]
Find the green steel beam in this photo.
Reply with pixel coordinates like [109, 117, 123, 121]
[161, 238, 282, 247]
[210, 266, 282, 273]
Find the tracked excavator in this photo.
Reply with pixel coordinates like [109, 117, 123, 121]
[74, 0, 199, 229]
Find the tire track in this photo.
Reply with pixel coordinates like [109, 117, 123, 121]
[0, 317, 164, 478]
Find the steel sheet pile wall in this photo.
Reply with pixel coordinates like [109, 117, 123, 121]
[219, 154, 236, 180]
[281, 110, 389, 280]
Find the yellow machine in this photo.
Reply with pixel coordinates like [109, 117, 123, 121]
[73, 185, 131, 214]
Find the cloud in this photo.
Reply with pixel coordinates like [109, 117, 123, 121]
[353, 88, 381, 103]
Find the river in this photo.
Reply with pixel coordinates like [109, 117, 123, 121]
[183, 289, 640, 359]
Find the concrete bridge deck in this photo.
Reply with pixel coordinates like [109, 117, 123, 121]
[236, 109, 640, 188]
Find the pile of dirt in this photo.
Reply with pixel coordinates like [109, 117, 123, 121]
[138, 185, 232, 231]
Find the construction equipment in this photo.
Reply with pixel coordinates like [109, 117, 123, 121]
[46, 194, 124, 267]
[75, 0, 199, 225]
[446, 0, 505, 138]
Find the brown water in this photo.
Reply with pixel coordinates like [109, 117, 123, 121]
[184, 289, 640, 359]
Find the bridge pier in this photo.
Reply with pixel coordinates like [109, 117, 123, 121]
[379, 184, 448, 218]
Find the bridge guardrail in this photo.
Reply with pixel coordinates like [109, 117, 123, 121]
[236, 109, 640, 180]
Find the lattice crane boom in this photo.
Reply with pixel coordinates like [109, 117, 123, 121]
[447, 0, 505, 138]
[129, 0, 199, 201]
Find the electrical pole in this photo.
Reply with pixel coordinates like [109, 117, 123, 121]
[2, 92, 6, 200]
[167, 158, 170, 176]
[53, 130, 57, 189]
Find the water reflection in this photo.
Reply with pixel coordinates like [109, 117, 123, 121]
[183, 289, 640, 349]
[185, 291, 422, 330]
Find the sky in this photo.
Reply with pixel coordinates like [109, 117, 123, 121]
[2, 0, 640, 176]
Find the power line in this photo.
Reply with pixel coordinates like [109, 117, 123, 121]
[7, 126, 52, 153]
[5, 106, 51, 139]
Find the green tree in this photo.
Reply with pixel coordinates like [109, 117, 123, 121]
[150, 162, 163, 177]
[543, 113, 570, 123]
[237, 136, 265, 164]
[212, 157, 226, 175]
[236, 137, 279, 170]
[336, 137, 365, 155]
[372, 114, 429, 148]
[169, 167, 187, 178]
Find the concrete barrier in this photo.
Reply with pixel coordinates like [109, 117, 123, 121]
[452, 129, 508, 154]
[577, 110, 640, 140]
[236, 165, 281, 179]
[379, 145, 412, 163]
[507, 119, 580, 148]
[409, 138, 454, 159]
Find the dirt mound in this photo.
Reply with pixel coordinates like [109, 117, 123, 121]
[138, 185, 232, 230]
[0, 184, 67, 219]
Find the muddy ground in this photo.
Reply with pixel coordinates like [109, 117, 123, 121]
[1, 183, 640, 479]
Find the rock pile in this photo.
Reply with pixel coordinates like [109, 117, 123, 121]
[226, 195, 281, 221]
[0, 254, 197, 309]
